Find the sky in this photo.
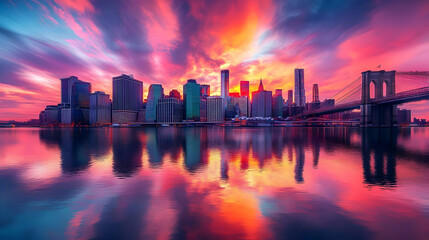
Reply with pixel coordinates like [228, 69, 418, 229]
[0, 0, 429, 121]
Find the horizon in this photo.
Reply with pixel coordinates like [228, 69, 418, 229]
[1, 0, 429, 121]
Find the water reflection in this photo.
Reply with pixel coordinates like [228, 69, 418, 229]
[36, 127, 429, 185]
[0, 127, 427, 239]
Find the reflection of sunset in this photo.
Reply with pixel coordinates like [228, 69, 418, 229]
[1, 127, 429, 239]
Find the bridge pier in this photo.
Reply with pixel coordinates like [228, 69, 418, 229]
[361, 70, 398, 127]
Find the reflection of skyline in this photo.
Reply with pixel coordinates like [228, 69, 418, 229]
[35, 127, 429, 186]
[2, 127, 428, 239]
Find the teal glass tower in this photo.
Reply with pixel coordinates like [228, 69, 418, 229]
[183, 79, 200, 120]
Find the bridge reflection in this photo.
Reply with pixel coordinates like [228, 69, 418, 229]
[38, 127, 429, 186]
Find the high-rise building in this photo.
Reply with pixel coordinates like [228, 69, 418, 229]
[397, 108, 411, 124]
[183, 79, 200, 120]
[274, 89, 282, 98]
[200, 84, 210, 98]
[294, 69, 306, 106]
[89, 91, 111, 125]
[60, 78, 91, 125]
[200, 98, 207, 122]
[146, 84, 164, 122]
[312, 84, 319, 102]
[251, 79, 272, 117]
[287, 90, 293, 106]
[41, 105, 59, 124]
[221, 70, 229, 101]
[240, 81, 250, 98]
[272, 93, 283, 118]
[112, 74, 143, 123]
[169, 89, 181, 100]
[231, 96, 250, 117]
[207, 97, 224, 122]
[60, 76, 80, 104]
[156, 98, 183, 123]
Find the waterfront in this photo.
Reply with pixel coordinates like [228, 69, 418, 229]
[0, 127, 429, 239]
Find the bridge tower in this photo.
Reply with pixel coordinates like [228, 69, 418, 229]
[361, 70, 397, 127]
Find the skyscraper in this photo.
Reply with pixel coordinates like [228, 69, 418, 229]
[146, 84, 164, 122]
[294, 69, 306, 106]
[207, 97, 224, 122]
[89, 91, 111, 125]
[112, 74, 143, 123]
[273, 89, 283, 118]
[156, 98, 183, 123]
[251, 79, 272, 117]
[312, 84, 319, 102]
[60, 77, 91, 125]
[221, 70, 229, 101]
[183, 79, 200, 120]
[200, 84, 210, 98]
[60, 76, 80, 104]
[287, 90, 293, 106]
[240, 81, 250, 98]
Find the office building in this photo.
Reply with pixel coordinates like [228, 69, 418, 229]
[231, 96, 250, 117]
[169, 89, 181, 100]
[251, 79, 272, 117]
[221, 70, 229, 101]
[183, 79, 200, 120]
[272, 90, 283, 118]
[240, 81, 250, 98]
[60, 79, 91, 125]
[156, 98, 183, 123]
[294, 68, 306, 106]
[287, 90, 293, 106]
[200, 84, 210, 98]
[146, 84, 164, 122]
[397, 108, 411, 124]
[200, 98, 207, 122]
[89, 91, 111, 125]
[60, 76, 80, 104]
[207, 97, 224, 122]
[313, 84, 319, 102]
[41, 105, 59, 124]
[112, 74, 143, 123]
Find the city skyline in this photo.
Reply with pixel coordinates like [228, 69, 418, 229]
[1, 0, 429, 121]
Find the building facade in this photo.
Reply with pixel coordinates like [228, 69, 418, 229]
[251, 79, 272, 117]
[183, 79, 200, 120]
[200, 84, 210, 98]
[156, 98, 183, 123]
[287, 90, 293, 106]
[146, 84, 164, 122]
[89, 91, 111, 125]
[112, 74, 143, 123]
[240, 81, 250, 98]
[207, 97, 224, 122]
[221, 70, 229, 102]
[312, 84, 319, 102]
[294, 68, 306, 106]
[60, 76, 80, 104]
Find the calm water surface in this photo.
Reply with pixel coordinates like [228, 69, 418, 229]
[0, 127, 429, 240]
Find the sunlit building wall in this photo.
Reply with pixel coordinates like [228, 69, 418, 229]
[207, 97, 224, 122]
[90, 91, 111, 125]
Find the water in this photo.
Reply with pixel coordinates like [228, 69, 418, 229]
[0, 127, 428, 240]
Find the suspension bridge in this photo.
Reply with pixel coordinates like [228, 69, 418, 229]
[302, 70, 429, 127]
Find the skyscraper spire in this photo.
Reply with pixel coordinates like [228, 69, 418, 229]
[258, 78, 264, 91]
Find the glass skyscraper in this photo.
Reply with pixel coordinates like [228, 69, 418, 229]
[112, 74, 143, 123]
[60, 76, 80, 104]
[221, 70, 229, 101]
[146, 84, 164, 122]
[183, 79, 200, 120]
[294, 68, 306, 106]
